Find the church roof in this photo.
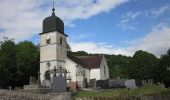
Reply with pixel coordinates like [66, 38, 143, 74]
[68, 55, 103, 69]
[40, 9, 67, 36]
[68, 55, 87, 67]
[78, 55, 103, 69]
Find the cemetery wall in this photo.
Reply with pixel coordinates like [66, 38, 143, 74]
[0, 89, 71, 100]
[0, 89, 170, 100]
[74, 92, 170, 100]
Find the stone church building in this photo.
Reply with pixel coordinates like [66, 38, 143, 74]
[39, 8, 109, 88]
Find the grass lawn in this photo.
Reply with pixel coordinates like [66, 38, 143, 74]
[74, 85, 170, 97]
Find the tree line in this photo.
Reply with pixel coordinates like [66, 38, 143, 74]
[0, 38, 170, 88]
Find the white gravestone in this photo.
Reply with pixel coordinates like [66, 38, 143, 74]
[125, 79, 137, 89]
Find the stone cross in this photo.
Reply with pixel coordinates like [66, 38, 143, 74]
[37, 71, 41, 85]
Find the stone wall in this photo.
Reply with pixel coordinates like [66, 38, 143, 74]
[1, 89, 170, 100]
[140, 93, 170, 100]
[0, 89, 71, 100]
[74, 92, 170, 100]
[0, 89, 50, 100]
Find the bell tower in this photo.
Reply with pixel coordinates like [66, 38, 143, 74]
[39, 4, 67, 83]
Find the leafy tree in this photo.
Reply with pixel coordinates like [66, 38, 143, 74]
[105, 54, 131, 79]
[159, 49, 170, 87]
[0, 38, 16, 88]
[128, 50, 159, 80]
[68, 51, 89, 56]
[15, 41, 39, 87]
[0, 39, 39, 88]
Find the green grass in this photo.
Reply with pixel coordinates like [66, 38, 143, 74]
[74, 85, 170, 97]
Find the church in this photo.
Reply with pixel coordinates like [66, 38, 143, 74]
[39, 7, 109, 88]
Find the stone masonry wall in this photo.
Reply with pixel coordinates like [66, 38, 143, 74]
[0, 89, 71, 100]
[74, 92, 170, 100]
[0, 89, 50, 100]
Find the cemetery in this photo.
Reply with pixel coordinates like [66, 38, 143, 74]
[0, 0, 170, 100]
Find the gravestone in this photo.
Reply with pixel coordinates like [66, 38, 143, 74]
[125, 79, 137, 89]
[51, 66, 67, 93]
[52, 74, 67, 92]
[109, 79, 126, 88]
[148, 79, 153, 84]
[89, 79, 96, 88]
[29, 76, 36, 85]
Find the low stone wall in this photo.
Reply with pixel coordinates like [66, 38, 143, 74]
[1, 89, 170, 100]
[74, 92, 170, 100]
[0, 89, 50, 100]
[140, 93, 170, 100]
[74, 96, 140, 100]
[0, 89, 71, 100]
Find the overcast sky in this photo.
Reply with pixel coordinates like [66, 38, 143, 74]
[0, 0, 170, 57]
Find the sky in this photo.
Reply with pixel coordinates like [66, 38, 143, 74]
[0, 0, 170, 57]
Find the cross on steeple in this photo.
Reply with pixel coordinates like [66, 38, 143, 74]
[52, 0, 56, 14]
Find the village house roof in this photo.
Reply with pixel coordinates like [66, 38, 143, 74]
[68, 55, 103, 69]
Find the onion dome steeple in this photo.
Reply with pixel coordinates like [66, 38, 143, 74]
[42, 3, 64, 34]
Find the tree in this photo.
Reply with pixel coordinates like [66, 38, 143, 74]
[0, 39, 40, 88]
[0, 38, 16, 88]
[68, 51, 89, 56]
[106, 54, 131, 79]
[159, 49, 170, 87]
[15, 41, 39, 87]
[128, 50, 159, 80]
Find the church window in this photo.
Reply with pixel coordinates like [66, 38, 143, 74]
[104, 66, 106, 76]
[46, 36, 51, 44]
[60, 37, 63, 45]
[46, 39, 50, 44]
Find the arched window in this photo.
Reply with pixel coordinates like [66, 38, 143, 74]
[60, 37, 62, 45]
[45, 71, 50, 81]
[46, 36, 51, 44]
[104, 66, 106, 76]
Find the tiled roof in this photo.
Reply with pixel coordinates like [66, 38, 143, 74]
[68, 55, 103, 69]
[78, 55, 103, 69]
[67, 55, 87, 67]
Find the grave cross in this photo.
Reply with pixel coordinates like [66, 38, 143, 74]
[37, 71, 41, 85]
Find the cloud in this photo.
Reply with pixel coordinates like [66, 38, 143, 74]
[69, 25, 170, 57]
[0, 0, 128, 42]
[124, 12, 141, 20]
[70, 33, 96, 40]
[144, 5, 170, 18]
[130, 26, 170, 57]
[117, 5, 170, 30]
[69, 41, 117, 54]
[151, 6, 169, 17]
[117, 11, 141, 30]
